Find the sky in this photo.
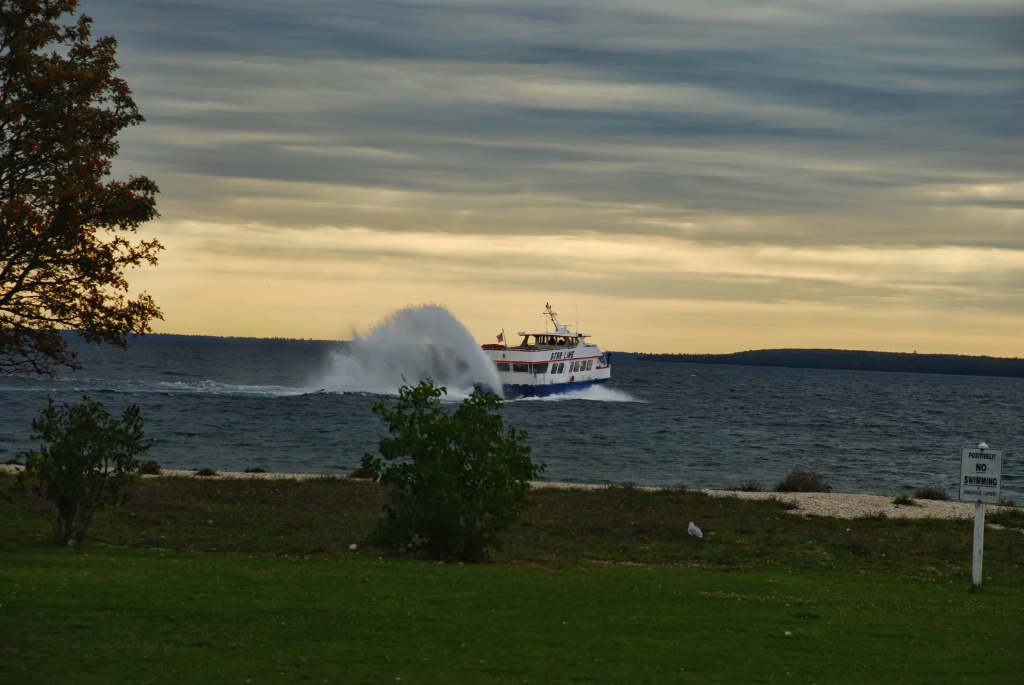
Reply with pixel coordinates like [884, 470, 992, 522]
[83, 0, 1023, 355]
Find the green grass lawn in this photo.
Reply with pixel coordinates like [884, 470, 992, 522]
[2, 475, 1022, 684]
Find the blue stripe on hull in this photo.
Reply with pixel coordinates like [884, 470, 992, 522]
[502, 378, 609, 399]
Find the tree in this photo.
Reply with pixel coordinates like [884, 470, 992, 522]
[361, 380, 543, 562]
[1, 0, 161, 375]
[18, 395, 147, 546]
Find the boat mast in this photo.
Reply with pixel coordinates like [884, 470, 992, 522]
[544, 302, 567, 334]
[544, 302, 578, 341]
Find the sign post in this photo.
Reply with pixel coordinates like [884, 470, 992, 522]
[959, 442, 1002, 590]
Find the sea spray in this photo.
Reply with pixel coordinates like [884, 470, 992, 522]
[317, 305, 503, 396]
[518, 384, 639, 403]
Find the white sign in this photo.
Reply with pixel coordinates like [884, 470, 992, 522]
[959, 447, 1002, 504]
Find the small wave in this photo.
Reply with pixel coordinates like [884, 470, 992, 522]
[513, 385, 641, 403]
[2, 376, 304, 398]
[302, 389, 379, 398]
[58, 379, 305, 397]
[153, 380, 304, 396]
[303, 386, 478, 403]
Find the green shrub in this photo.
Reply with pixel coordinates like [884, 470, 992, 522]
[360, 379, 543, 562]
[892, 494, 917, 507]
[736, 480, 764, 492]
[18, 396, 148, 546]
[774, 467, 832, 493]
[914, 485, 950, 501]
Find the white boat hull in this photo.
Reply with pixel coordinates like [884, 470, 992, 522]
[502, 376, 610, 399]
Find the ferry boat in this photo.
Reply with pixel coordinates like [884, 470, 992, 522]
[481, 303, 612, 398]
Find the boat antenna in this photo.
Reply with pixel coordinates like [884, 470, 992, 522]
[546, 303, 564, 330]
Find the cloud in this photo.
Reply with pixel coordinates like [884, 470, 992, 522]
[82, 0, 1024, 353]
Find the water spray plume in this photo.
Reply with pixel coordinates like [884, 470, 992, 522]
[318, 305, 503, 397]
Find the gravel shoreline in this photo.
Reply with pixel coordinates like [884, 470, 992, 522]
[5, 464, 1004, 520]
[701, 489, 984, 520]
[532, 480, 990, 520]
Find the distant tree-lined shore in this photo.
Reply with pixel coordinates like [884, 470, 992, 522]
[63, 333, 1024, 379]
[632, 349, 1024, 378]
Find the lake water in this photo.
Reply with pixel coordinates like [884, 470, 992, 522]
[1, 331, 1020, 501]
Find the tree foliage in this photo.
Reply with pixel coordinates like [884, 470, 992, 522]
[361, 380, 543, 562]
[18, 395, 147, 546]
[0, 0, 161, 375]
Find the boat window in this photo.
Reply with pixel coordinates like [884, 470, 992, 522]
[512, 363, 530, 373]
[533, 363, 548, 375]
[572, 361, 581, 373]
[496, 362, 510, 372]
[586, 359, 593, 371]
[557, 363, 564, 374]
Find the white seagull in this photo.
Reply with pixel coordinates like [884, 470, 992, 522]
[688, 522, 703, 539]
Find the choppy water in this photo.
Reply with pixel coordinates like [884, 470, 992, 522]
[1, 326, 1021, 501]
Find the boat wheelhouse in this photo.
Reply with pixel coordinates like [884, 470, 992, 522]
[481, 303, 611, 399]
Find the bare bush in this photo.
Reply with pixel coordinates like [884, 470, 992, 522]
[774, 467, 832, 493]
